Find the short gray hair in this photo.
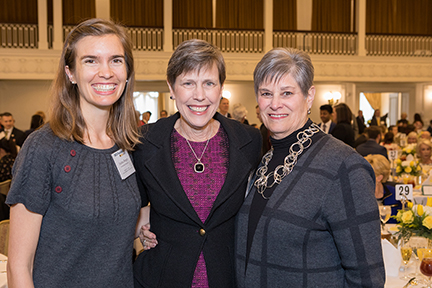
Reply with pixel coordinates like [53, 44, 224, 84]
[232, 103, 248, 122]
[253, 48, 314, 97]
[167, 39, 226, 88]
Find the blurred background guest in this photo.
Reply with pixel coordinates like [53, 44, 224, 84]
[159, 109, 168, 118]
[417, 139, 432, 176]
[356, 109, 366, 134]
[24, 114, 45, 141]
[232, 103, 249, 125]
[0, 112, 25, 147]
[218, 97, 231, 118]
[331, 103, 355, 147]
[357, 126, 388, 159]
[0, 137, 17, 182]
[407, 131, 418, 145]
[318, 104, 335, 134]
[381, 132, 399, 152]
[365, 154, 401, 224]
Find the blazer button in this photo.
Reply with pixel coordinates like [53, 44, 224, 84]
[199, 229, 206, 236]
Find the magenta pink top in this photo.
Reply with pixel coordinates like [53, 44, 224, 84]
[171, 126, 229, 287]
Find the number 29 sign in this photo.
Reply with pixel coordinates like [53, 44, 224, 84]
[395, 184, 413, 201]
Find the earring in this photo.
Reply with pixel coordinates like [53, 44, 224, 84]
[170, 96, 173, 100]
[126, 80, 128, 83]
[307, 109, 311, 115]
[71, 81, 76, 84]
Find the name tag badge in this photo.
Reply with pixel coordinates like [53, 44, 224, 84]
[111, 149, 135, 180]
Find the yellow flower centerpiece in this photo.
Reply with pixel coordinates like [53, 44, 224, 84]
[395, 146, 422, 177]
[394, 200, 432, 240]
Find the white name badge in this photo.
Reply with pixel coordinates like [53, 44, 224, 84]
[111, 149, 135, 180]
[388, 150, 398, 161]
[395, 184, 413, 201]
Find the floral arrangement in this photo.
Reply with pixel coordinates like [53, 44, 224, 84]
[394, 200, 432, 240]
[395, 146, 422, 177]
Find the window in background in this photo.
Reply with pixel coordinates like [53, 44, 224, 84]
[359, 92, 374, 126]
[133, 91, 159, 123]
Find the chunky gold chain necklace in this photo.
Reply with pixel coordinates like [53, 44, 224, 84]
[254, 123, 320, 199]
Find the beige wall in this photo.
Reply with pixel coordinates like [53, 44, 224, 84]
[0, 80, 51, 131]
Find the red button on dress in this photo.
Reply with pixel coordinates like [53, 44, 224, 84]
[55, 186, 62, 193]
[70, 149, 76, 157]
[64, 165, 71, 173]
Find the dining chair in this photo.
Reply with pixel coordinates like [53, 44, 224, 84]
[0, 220, 9, 256]
[0, 180, 11, 196]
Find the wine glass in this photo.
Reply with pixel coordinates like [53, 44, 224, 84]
[400, 237, 413, 280]
[379, 205, 392, 233]
[409, 237, 430, 284]
[421, 256, 432, 287]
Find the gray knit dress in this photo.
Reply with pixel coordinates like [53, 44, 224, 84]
[6, 125, 141, 288]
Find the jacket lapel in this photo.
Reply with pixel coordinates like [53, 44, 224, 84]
[143, 113, 203, 224]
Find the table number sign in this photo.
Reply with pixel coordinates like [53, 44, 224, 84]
[395, 184, 413, 201]
[388, 150, 398, 161]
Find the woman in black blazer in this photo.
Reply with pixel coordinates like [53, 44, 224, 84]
[133, 39, 261, 287]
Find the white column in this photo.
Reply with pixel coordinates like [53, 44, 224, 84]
[95, 0, 110, 20]
[164, 0, 173, 52]
[52, 0, 63, 50]
[263, 0, 273, 53]
[37, 0, 48, 50]
[296, 0, 312, 31]
[356, 0, 366, 56]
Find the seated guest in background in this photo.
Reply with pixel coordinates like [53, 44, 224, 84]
[365, 154, 401, 224]
[356, 126, 388, 159]
[218, 97, 231, 118]
[417, 140, 432, 175]
[407, 131, 418, 145]
[414, 118, 424, 133]
[24, 114, 45, 141]
[0, 112, 25, 147]
[6, 18, 141, 287]
[0, 137, 17, 182]
[318, 104, 335, 134]
[232, 103, 249, 125]
[235, 47, 384, 287]
[354, 129, 368, 148]
[381, 132, 399, 151]
[420, 131, 431, 140]
[330, 103, 355, 147]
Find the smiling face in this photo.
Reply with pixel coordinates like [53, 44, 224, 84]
[65, 34, 127, 113]
[168, 63, 222, 132]
[257, 73, 314, 140]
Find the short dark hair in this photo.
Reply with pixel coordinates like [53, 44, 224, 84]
[366, 126, 382, 140]
[320, 104, 333, 114]
[167, 39, 226, 88]
[2, 112, 12, 117]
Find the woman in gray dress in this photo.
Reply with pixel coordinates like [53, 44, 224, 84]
[7, 19, 141, 287]
[235, 48, 385, 287]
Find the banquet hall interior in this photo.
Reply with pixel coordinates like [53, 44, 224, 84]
[1, 0, 432, 129]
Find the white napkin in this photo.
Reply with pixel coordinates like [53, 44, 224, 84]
[381, 239, 401, 277]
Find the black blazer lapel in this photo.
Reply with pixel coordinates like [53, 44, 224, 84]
[143, 113, 203, 225]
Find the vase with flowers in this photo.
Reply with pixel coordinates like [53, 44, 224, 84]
[396, 146, 422, 186]
[394, 200, 432, 241]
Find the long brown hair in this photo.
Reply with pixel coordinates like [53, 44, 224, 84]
[49, 18, 140, 151]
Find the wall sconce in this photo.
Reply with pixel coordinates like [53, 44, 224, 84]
[324, 91, 341, 106]
[222, 90, 231, 99]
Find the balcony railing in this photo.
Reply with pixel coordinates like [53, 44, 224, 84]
[173, 28, 264, 53]
[366, 34, 432, 57]
[0, 23, 38, 48]
[3, 23, 432, 58]
[274, 31, 357, 55]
